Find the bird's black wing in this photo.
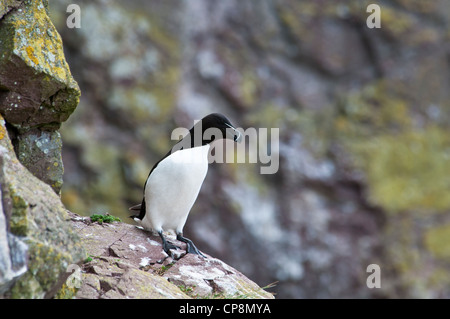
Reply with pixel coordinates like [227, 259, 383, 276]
[129, 147, 176, 220]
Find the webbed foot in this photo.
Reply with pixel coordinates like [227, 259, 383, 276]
[177, 233, 207, 258]
[158, 231, 181, 256]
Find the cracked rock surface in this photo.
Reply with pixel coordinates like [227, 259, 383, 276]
[68, 212, 274, 299]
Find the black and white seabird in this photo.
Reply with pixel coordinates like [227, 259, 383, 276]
[130, 113, 241, 258]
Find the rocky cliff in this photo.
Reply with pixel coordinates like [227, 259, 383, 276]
[0, 0, 80, 194]
[0, 0, 84, 298]
[49, 0, 450, 298]
[2, 0, 448, 300]
[0, 0, 276, 299]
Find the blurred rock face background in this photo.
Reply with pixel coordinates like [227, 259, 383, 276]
[49, 0, 449, 298]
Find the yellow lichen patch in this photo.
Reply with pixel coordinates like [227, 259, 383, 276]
[26, 46, 39, 66]
[8, 0, 74, 84]
[0, 122, 6, 140]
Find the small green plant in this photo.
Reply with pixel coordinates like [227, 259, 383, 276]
[178, 285, 194, 294]
[153, 262, 175, 276]
[90, 214, 121, 224]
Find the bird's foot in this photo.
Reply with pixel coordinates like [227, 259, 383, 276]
[163, 241, 181, 255]
[186, 243, 207, 258]
[177, 234, 207, 258]
[158, 231, 181, 257]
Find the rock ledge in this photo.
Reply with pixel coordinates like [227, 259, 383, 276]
[68, 212, 274, 299]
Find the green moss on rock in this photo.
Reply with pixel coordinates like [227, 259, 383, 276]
[90, 214, 121, 224]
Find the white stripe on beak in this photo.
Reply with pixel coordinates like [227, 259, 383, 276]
[225, 123, 242, 143]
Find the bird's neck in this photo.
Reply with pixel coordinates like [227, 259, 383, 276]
[171, 130, 210, 154]
[188, 130, 210, 148]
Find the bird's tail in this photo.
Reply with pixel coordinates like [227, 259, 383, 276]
[128, 198, 146, 220]
[129, 203, 142, 212]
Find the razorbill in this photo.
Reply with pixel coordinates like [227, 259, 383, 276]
[130, 113, 242, 258]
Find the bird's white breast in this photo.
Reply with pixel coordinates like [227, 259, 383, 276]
[141, 144, 210, 233]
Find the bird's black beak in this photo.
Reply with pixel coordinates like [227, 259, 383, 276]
[225, 123, 242, 143]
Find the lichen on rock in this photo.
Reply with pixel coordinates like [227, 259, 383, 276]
[42, 0, 450, 298]
[0, 0, 80, 128]
[0, 116, 85, 298]
[0, 0, 80, 194]
[0, 0, 84, 298]
[15, 129, 65, 194]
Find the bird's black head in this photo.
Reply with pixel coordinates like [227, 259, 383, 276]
[190, 113, 242, 146]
